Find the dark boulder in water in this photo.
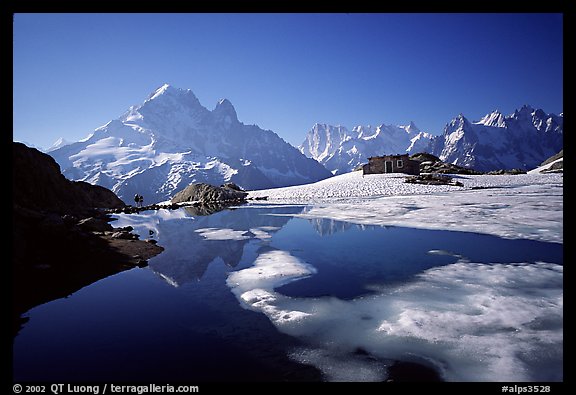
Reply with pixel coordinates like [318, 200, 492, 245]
[171, 182, 248, 204]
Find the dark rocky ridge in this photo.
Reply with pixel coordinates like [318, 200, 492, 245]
[538, 149, 563, 173]
[13, 142, 124, 214]
[12, 142, 164, 336]
[541, 149, 563, 166]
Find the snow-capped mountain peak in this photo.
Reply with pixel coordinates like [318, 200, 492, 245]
[46, 137, 71, 152]
[404, 121, 421, 134]
[477, 110, 506, 128]
[148, 83, 170, 99]
[213, 98, 238, 124]
[142, 83, 203, 110]
[49, 85, 331, 204]
[299, 120, 434, 174]
[443, 113, 470, 135]
[431, 105, 563, 171]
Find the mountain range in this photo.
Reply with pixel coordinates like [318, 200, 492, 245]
[300, 105, 563, 174]
[49, 84, 331, 204]
[299, 122, 434, 174]
[429, 105, 563, 171]
[48, 84, 562, 205]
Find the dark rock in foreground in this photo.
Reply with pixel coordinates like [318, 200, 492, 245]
[386, 361, 443, 382]
[12, 142, 164, 337]
[13, 142, 124, 214]
[172, 182, 248, 204]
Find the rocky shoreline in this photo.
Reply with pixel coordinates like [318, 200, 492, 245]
[12, 142, 164, 337]
[12, 206, 164, 337]
[12, 143, 264, 337]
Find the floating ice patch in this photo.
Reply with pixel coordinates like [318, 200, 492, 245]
[194, 228, 251, 240]
[227, 257, 562, 382]
[372, 261, 563, 381]
[228, 250, 317, 295]
[227, 250, 317, 325]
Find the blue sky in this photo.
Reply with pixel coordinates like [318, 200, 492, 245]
[13, 13, 563, 149]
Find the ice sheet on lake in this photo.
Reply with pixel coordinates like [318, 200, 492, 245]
[249, 172, 562, 243]
[294, 183, 562, 244]
[112, 171, 562, 381]
[228, 252, 563, 382]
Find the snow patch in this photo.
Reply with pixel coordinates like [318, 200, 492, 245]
[227, 250, 317, 324]
[195, 228, 251, 241]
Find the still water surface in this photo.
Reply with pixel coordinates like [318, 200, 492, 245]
[13, 205, 563, 381]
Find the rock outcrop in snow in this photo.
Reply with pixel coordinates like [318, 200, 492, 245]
[528, 149, 563, 174]
[49, 84, 332, 204]
[171, 183, 248, 204]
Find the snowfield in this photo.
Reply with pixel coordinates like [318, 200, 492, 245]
[248, 171, 563, 244]
[248, 170, 561, 201]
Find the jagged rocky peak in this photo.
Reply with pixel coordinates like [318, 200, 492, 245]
[431, 105, 563, 172]
[533, 108, 547, 119]
[213, 98, 238, 123]
[478, 109, 506, 127]
[512, 104, 535, 119]
[300, 120, 435, 174]
[444, 113, 470, 133]
[405, 121, 421, 134]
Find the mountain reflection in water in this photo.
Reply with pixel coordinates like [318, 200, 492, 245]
[147, 205, 304, 286]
